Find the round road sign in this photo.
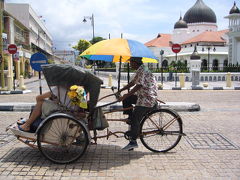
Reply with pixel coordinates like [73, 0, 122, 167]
[8, 44, 18, 54]
[171, 44, 181, 53]
[30, 52, 48, 72]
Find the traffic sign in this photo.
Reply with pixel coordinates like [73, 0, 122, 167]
[8, 44, 18, 54]
[171, 44, 181, 53]
[13, 52, 19, 61]
[30, 52, 48, 72]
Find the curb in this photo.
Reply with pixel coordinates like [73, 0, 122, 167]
[0, 90, 32, 95]
[172, 87, 181, 90]
[192, 87, 204, 90]
[158, 86, 240, 90]
[0, 105, 14, 111]
[213, 87, 223, 90]
[0, 102, 201, 112]
[0, 90, 23, 95]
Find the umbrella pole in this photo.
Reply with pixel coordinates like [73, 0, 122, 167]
[117, 56, 122, 91]
[127, 63, 130, 92]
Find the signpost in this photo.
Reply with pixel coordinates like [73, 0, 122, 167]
[171, 44, 181, 88]
[30, 52, 48, 94]
[8, 44, 17, 54]
[8, 44, 18, 90]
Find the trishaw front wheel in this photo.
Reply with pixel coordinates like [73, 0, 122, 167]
[140, 109, 183, 153]
[37, 115, 89, 164]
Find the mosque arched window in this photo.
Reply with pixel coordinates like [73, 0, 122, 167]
[201, 59, 207, 71]
[212, 59, 219, 71]
[223, 59, 228, 67]
[162, 60, 168, 69]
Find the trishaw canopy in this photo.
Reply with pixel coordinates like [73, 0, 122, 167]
[42, 64, 102, 87]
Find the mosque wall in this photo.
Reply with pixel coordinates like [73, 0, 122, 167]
[172, 29, 190, 44]
[236, 40, 240, 64]
[184, 23, 218, 40]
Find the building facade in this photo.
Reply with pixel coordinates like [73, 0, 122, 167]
[145, 0, 240, 71]
[4, 3, 53, 57]
[54, 50, 76, 64]
[225, 2, 240, 65]
[0, 2, 54, 90]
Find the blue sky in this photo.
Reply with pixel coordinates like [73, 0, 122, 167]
[6, 0, 235, 50]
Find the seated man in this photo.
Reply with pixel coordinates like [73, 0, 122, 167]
[117, 57, 158, 151]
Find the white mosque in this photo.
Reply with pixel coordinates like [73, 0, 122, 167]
[145, 0, 240, 71]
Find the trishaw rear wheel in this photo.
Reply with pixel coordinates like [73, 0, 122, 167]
[140, 109, 182, 152]
[37, 115, 89, 164]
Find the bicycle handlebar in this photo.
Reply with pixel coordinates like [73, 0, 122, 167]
[96, 100, 119, 108]
[98, 86, 122, 102]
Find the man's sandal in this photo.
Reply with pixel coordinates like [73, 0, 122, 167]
[17, 124, 30, 132]
[17, 118, 27, 125]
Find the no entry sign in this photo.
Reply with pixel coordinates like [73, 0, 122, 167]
[8, 44, 17, 54]
[171, 44, 181, 53]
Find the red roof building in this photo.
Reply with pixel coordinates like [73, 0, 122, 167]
[144, 0, 240, 70]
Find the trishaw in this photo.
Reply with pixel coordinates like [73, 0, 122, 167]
[6, 64, 185, 164]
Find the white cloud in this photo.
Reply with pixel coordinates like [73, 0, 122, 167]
[6, 0, 234, 50]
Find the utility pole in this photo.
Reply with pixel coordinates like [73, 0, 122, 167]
[0, 0, 5, 89]
[160, 50, 164, 84]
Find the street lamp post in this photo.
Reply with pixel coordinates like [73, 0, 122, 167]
[160, 50, 164, 84]
[207, 46, 210, 72]
[202, 45, 216, 72]
[83, 13, 95, 40]
[83, 14, 95, 74]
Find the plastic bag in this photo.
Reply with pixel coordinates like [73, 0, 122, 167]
[92, 107, 109, 130]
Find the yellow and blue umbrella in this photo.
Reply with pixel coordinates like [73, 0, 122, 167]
[80, 38, 158, 63]
[80, 38, 158, 90]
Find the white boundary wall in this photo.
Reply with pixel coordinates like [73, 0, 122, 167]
[96, 71, 240, 82]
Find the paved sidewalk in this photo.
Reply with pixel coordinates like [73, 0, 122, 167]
[0, 90, 239, 179]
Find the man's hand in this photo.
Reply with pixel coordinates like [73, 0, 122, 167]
[115, 91, 121, 99]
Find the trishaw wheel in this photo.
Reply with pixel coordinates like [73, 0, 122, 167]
[37, 115, 89, 164]
[140, 109, 182, 153]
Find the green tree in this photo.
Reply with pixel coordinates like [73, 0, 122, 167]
[90, 36, 106, 44]
[89, 36, 107, 67]
[72, 39, 92, 54]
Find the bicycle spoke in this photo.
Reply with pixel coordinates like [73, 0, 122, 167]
[37, 116, 88, 164]
[140, 109, 183, 152]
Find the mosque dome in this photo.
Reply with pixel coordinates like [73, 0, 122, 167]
[183, 0, 217, 23]
[174, 16, 188, 29]
[229, 2, 240, 14]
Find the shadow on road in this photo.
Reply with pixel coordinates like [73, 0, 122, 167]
[0, 144, 163, 171]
